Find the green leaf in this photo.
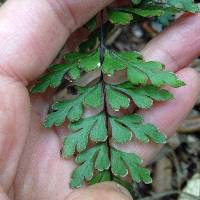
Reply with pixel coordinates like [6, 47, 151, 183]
[118, 51, 143, 61]
[102, 51, 143, 75]
[129, 61, 185, 87]
[62, 113, 107, 157]
[149, 71, 185, 88]
[112, 84, 173, 109]
[85, 17, 97, 31]
[112, 114, 166, 144]
[108, 9, 133, 25]
[44, 85, 103, 127]
[115, 1, 198, 27]
[79, 50, 100, 72]
[31, 50, 101, 93]
[127, 67, 148, 85]
[141, 0, 199, 13]
[124, 7, 165, 17]
[31, 0, 193, 189]
[70, 159, 93, 188]
[64, 52, 87, 63]
[110, 114, 142, 143]
[76, 144, 110, 171]
[157, 13, 174, 26]
[84, 84, 103, 108]
[89, 171, 111, 185]
[167, 0, 199, 13]
[64, 50, 100, 72]
[106, 86, 130, 111]
[70, 144, 110, 188]
[102, 52, 125, 75]
[110, 118, 132, 144]
[68, 66, 81, 80]
[31, 64, 72, 93]
[45, 97, 83, 128]
[103, 51, 184, 87]
[111, 148, 152, 184]
[131, 0, 142, 5]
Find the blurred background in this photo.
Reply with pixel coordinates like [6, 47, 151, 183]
[0, 0, 199, 199]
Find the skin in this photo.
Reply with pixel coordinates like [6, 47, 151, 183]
[0, 0, 199, 199]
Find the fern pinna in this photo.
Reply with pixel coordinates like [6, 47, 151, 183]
[31, 0, 199, 191]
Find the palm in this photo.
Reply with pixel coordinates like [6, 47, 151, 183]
[0, 85, 74, 199]
[0, 1, 199, 200]
[16, 94, 76, 199]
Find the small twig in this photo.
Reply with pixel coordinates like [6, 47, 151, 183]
[169, 147, 182, 190]
[142, 22, 157, 38]
[106, 27, 122, 45]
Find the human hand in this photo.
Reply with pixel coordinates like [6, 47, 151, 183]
[0, 1, 199, 200]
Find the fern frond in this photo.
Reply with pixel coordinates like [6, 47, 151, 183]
[31, 0, 199, 191]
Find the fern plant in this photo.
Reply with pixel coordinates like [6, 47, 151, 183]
[31, 0, 199, 191]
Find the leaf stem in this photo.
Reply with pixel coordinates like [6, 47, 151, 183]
[99, 10, 113, 181]
[101, 78, 113, 181]
[99, 10, 105, 65]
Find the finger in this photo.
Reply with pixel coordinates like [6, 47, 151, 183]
[0, 186, 9, 200]
[66, 182, 133, 200]
[14, 113, 76, 199]
[142, 13, 200, 71]
[0, 76, 30, 191]
[113, 67, 200, 165]
[0, 0, 114, 84]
